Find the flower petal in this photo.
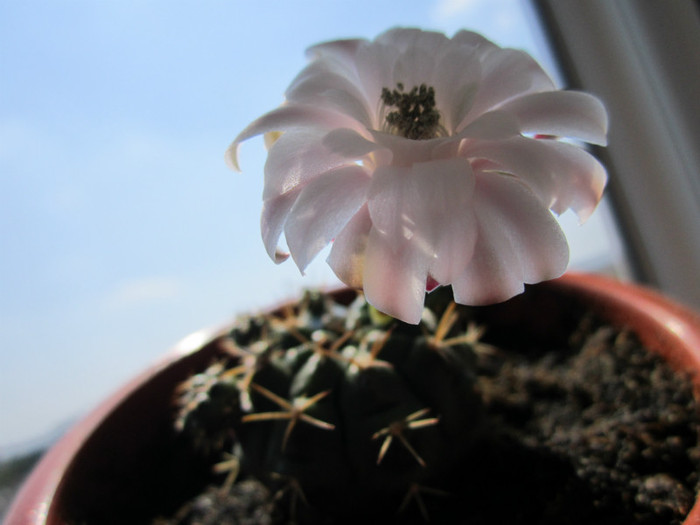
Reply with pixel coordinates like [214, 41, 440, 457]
[367, 157, 477, 286]
[353, 39, 402, 119]
[263, 129, 352, 200]
[286, 59, 373, 127]
[389, 32, 450, 90]
[456, 110, 521, 140]
[225, 104, 364, 171]
[327, 203, 372, 288]
[305, 38, 363, 61]
[452, 173, 569, 305]
[452, 29, 498, 52]
[376, 27, 449, 53]
[322, 128, 386, 159]
[465, 136, 607, 220]
[431, 44, 481, 133]
[547, 142, 607, 221]
[368, 130, 447, 166]
[285, 165, 371, 272]
[499, 91, 609, 145]
[412, 159, 478, 283]
[461, 48, 555, 128]
[260, 189, 300, 263]
[362, 227, 429, 324]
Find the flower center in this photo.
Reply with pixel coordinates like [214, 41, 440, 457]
[380, 83, 444, 140]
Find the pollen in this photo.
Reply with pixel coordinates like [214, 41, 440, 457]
[380, 83, 444, 140]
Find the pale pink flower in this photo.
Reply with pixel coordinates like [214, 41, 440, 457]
[227, 28, 608, 324]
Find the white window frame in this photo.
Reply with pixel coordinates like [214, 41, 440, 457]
[532, 0, 700, 310]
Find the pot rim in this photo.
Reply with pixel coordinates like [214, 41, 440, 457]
[5, 272, 700, 524]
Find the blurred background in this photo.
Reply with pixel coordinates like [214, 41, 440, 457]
[1, 0, 630, 508]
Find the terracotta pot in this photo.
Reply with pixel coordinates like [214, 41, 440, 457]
[6, 272, 700, 524]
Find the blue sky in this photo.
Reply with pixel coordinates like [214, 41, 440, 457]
[0, 0, 621, 453]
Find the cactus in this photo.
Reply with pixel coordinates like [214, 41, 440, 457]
[174, 286, 487, 523]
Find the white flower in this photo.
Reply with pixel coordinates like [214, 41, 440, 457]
[227, 28, 608, 324]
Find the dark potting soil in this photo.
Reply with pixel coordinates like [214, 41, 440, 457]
[154, 313, 700, 525]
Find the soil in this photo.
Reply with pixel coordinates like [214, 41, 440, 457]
[154, 308, 700, 525]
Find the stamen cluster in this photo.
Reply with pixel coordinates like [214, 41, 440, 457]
[381, 83, 443, 140]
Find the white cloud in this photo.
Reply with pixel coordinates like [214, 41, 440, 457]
[0, 118, 43, 162]
[429, 0, 531, 47]
[104, 276, 184, 309]
[431, 0, 484, 21]
[46, 185, 87, 215]
[493, 6, 519, 32]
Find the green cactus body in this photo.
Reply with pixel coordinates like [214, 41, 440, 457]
[175, 287, 485, 522]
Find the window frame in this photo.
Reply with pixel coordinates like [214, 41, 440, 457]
[531, 0, 700, 310]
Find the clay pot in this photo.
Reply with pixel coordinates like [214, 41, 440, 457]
[6, 273, 700, 524]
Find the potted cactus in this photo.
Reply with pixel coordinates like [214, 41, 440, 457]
[7, 27, 700, 524]
[6, 274, 700, 524]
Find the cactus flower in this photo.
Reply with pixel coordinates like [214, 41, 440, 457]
[228, 28, 608, 324]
